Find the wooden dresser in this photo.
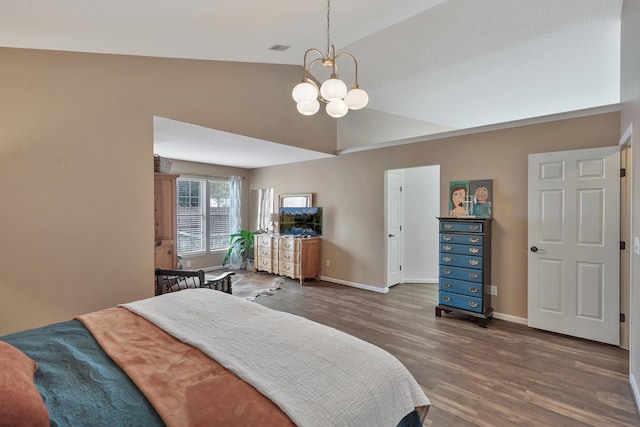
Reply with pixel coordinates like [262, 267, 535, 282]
[254, 235, 320, 284]
[154, 173, 179, 270]
[435, 217, 493, 327]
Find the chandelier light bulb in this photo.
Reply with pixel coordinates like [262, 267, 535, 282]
[344, 88, 369, 110]
[326, 99, 348, 118]
[297, 99, 320, 115]
[320, 78, 347, 102]
[292, 82, 318, 103]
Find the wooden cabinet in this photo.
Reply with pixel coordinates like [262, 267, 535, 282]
[154, 173, 179, 270]
[435, 217, 493, 327]
[254, 235, 320, 284]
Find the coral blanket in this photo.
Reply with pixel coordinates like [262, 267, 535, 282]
[78, 307, 293, 427]
[121, 289, 431, 427]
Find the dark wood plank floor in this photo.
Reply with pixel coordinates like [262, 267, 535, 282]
[249, 274, 640, 426]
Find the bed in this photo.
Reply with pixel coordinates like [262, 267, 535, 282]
[0, 288, 430, 427]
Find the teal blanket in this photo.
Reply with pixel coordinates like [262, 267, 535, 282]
[1, 320, 164, 427]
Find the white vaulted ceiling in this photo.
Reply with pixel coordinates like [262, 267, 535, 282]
[0, 0, 623, 168]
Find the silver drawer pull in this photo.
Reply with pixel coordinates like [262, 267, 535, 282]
[443, 296, 451, 302]
[443, 256, 452, 262]
[469, 260, 479, 266]
[443, 236, 452, 241]
[469, 301, 478, 308]
[443, 269, 451, 275]
[470, 238, 479, 243]
[469, 273, 478, 279]
[442, 245, 452, 251]
[444, 224, 453, 229]
[469, 248, 479, 254]
[470, 226, 479, 231]
[469, 287, 478, 293]
[443, 282, 452, 288]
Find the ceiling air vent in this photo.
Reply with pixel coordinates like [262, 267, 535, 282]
[269, 45, 290, 51]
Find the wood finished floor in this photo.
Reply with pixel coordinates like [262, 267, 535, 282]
[248, 273, 640, 427]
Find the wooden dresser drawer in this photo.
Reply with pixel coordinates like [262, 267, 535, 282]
[439, 278, 483, 298]
[255, 257, 278, 272]
[440, 243, 483, 256]
[440, 253, 483, 270]
[440, 266, 483, 283]
[440, 221, 483, 233]
[278, 237, 296, 251]
[255, 247, 275, 259]
[278, 261, 300, 277]
[256, 235, 275, 248]
[439, 291, 483, 313]
[279, 250, 300, 263]
[440, 233, 484, 246]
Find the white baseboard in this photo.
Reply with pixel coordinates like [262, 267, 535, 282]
[402, 279, 438, 284]
[492, 311, 528, 325]
[319, 276, 389, 294]
[631, 373, 640, 412]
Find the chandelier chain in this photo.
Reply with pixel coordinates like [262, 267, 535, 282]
[326, 0, 331, 57]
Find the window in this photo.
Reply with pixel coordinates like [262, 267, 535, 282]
[177, 177, 230, 255]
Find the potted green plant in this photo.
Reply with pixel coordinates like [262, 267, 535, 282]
[223, 229, 259, 269]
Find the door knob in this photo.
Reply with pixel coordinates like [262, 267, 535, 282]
[388, 234, 396, 238]
[530, 246, 538, 252]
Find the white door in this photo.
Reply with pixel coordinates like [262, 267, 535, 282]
[528, 146, 620, 345]
[386, 170, 403, 286]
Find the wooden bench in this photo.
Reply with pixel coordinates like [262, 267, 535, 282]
[154, 269, 234, 296]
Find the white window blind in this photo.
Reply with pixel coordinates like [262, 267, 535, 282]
[177, 177, 231, 255]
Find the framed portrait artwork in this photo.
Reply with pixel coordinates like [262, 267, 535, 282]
[448, 179, 493, 218]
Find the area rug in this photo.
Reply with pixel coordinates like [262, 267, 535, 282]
[227, 272, 286, 301]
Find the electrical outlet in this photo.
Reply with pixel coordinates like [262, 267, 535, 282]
[186, 260, 191, 267]
[326, 259, 331, 267]
[490, 285, 497, 296]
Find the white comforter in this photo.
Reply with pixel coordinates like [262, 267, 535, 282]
[122, 288, 430, 427]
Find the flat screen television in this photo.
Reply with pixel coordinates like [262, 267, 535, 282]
[279, 207, 323, 236]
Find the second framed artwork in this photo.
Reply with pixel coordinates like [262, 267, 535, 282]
[448, 179, 493, 218]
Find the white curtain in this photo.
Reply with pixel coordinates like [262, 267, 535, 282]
[258, 188, 274, 231]
[229, 176, 242, 234]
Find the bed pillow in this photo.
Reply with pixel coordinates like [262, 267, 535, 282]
[0, 341, 49, 427]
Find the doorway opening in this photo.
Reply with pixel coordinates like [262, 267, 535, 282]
[385, 165, 440, 287]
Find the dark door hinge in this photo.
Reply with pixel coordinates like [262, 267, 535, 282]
[621, 168, 626, 177]
[621, 241, 626, 250]
[399, 265, 402, 271]
[621, 313, 626, 323]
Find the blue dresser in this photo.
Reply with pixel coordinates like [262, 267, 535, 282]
[436, 217, 493, 326]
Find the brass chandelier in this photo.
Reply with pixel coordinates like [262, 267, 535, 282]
[291, 0, 369, 118]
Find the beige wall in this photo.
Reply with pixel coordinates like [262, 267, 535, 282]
[0, 47, 335, 335]
[250, 112, 620, 319]
[621, 0, 640, 405]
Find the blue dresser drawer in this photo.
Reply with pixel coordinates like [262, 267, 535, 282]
[440, 222, 483, 233]
[439, 291, 483, 313]
[440, 253, 482, 270]
[440, 243, 483, 256]
[440, 265, 483, 283]
[440, 233, 484, 246]
[439, 278, 483, 297]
